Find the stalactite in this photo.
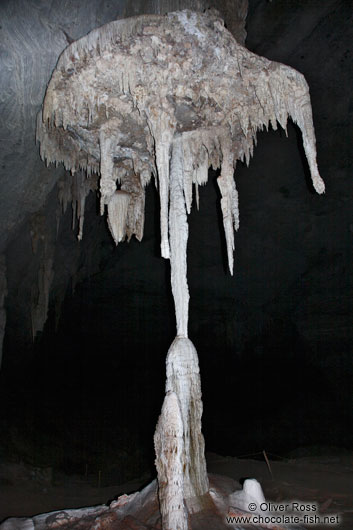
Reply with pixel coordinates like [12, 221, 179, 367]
[107, 190, 131, 244]
[73, 171, 98, 241]
[146, 109, 175, 259]
[37, 9, 325, 269]
[99, 126, 119, 215]
[37, 9, 325, 527]
[218, 134, 239, 275]
[169, 136, 189, 337]
[56, 172, 98, 241]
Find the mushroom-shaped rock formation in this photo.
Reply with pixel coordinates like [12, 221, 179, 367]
[37, 9, 325, 528]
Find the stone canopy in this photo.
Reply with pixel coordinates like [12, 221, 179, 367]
[37, 9, 325, 275]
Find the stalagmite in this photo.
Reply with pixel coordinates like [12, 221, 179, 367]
[36, 8, 325, 527]
[229, 478, 266, 514]
[165, 338, 208, 503]
[154, 391, 187, 530]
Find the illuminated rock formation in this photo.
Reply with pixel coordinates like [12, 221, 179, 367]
[37, 8, 324, 526]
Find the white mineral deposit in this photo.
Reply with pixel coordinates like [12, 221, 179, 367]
[33, 9, 325, 528]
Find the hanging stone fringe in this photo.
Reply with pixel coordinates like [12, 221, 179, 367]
[36, 11, 325, 528]
[37, 9, 324, 267]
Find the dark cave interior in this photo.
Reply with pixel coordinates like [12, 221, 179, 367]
[0, 0, 352, 523]
[1, 128, 351, 483]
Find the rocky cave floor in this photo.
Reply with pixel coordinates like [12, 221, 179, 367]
[0, 450, 352, 529]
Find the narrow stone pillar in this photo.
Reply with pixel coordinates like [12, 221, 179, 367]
[154, 136, 208, 528]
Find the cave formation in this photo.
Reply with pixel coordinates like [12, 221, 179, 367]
[34, 8, 325, 528]
[0, 0, 352, 528]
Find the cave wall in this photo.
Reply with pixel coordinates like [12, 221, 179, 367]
[0, 0, 352, 461]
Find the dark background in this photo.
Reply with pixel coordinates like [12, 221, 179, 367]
[0, 0, 352, 484]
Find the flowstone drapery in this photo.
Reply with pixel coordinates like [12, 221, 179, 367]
[37, 9, 324, 528]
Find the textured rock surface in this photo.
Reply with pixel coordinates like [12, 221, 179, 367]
[34, 9, 325, 524]
[0, 0, 247, 353]
[0, 0, 351, 512]
[154, 391, 187, 530]
[36, 8, 324, 273]
[0, 0, 247, 254]
[165, 338, 208, 501]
